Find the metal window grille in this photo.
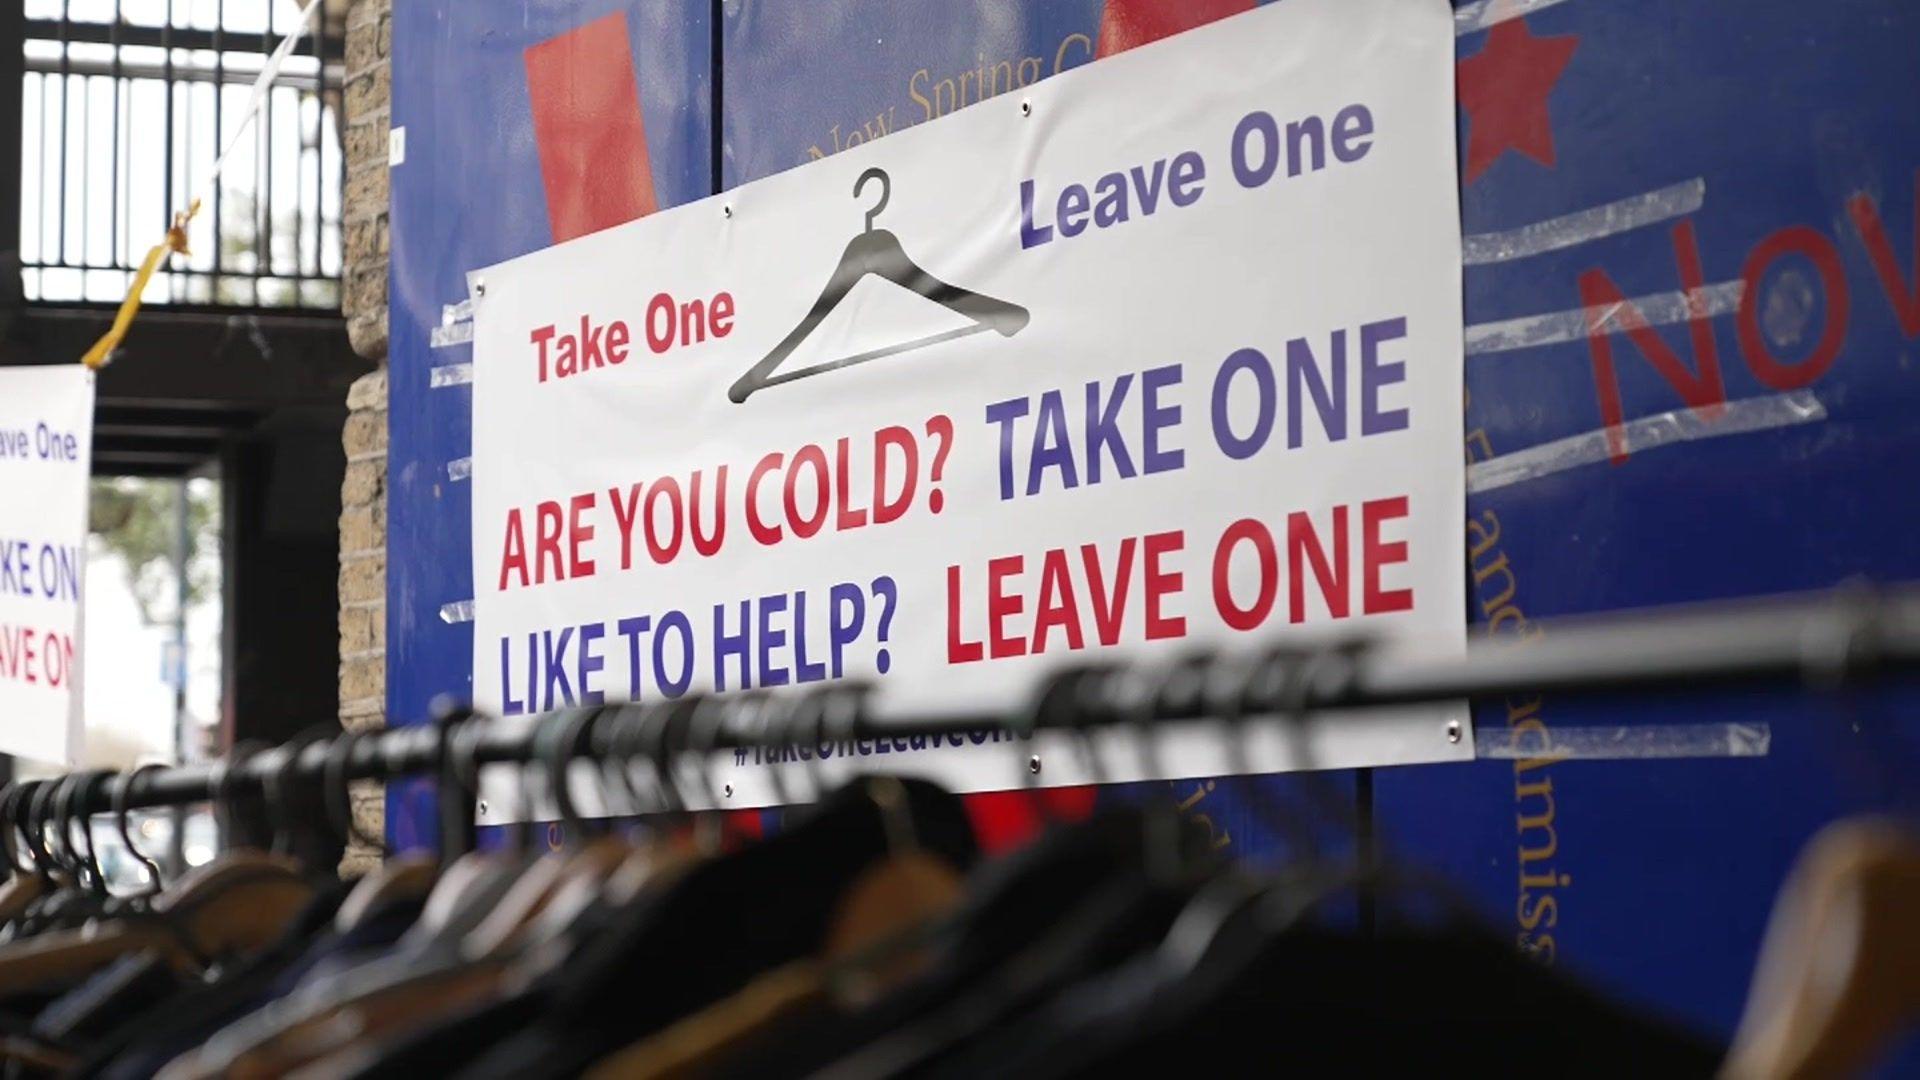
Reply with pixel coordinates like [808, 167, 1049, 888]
[18, 0, 344, 310]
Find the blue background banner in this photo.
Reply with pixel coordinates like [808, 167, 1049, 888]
[387, 0, 1920, 1047]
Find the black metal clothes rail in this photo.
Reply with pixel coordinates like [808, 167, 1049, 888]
[24, 582, 1920, 826]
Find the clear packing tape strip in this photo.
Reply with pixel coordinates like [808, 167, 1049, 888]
[81, 0, 327, 371]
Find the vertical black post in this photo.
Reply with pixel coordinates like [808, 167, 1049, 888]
[166, 478, 191, 875]
[109, 0, 122, 276]
[0, 0, 26, 336]
[56, 2, 69, 270]
[212, 0, 226, 291]
[162, 1, 175, 300]
[260, 18, 273, 298]
[221, 428, 346, 753]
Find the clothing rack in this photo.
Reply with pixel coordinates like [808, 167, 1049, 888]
[24, 582, 1920, 821]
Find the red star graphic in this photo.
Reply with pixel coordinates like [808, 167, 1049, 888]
[1456, 19, 1580, 182]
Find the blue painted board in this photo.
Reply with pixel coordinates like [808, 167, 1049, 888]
[386, 0, 1920, 1052]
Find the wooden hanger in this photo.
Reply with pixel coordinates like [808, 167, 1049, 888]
[155, 851, 316, 953]
[165, 748, 551, 1080]
[1723, 816, 1920, 1080]
[581, 778, 965, 1080]
[823, 776, 964, 982]
[0, 852, 313, 998]
[334, 854, 438, 934]
[465, 836, 631, 960]
[0, 872, 46, 931]
[0, 758, 319, 998]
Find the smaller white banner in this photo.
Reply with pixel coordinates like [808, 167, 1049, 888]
[0, 367, 93, 764]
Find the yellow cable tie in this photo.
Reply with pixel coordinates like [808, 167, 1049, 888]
[79, 199, 201, 371]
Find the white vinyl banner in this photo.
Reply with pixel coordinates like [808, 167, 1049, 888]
[471, 0, 1466, 811]
[0, 366, 92, 765]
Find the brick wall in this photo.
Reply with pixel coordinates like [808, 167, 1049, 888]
[338, 0, 392, 875]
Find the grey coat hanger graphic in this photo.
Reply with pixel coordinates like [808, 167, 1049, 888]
[728, 167, 1030, 404]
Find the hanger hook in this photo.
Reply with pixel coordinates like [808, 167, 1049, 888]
[509, 732, 538, 855]
[543, 708, 599, 845]
[1067, 665, 1117, 788]
[788, 691, 832, 804]
[66, 771, 112, 897]
[1131, 657, 1200, 882]
[759, 693, 799, 811]
[38, 776, 72, 885]
[114, 765, 167, 898]
[265, 730, 333, 859]
[664, 697, 716, 842]
[854, 167, 890, 232]
[445, 715, 490, 859]
[1220, 648, 1323, 865]
[637, 701, 681, 818]
[1277, 641, 1375, 865]
[22, 782, 60, 881]
[213, 740, 269, 852]
[807, 684, 864, 801]
[1118, 661, 1168, 786]
[590, 705, 638, 825]
[0, 784, 38, 877]
[325, 728, 392, 859]
[1015, 669, 1086, 833]
[428, 698, 477, 863]
[607, 704, 655, 823]
[49, 773, 89, 892]
[685, 696, 734, 853]
[688, 696, 731, 807]
[49, 772, 91, 891]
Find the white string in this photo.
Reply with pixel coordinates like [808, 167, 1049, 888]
[197, 0, 327, 212]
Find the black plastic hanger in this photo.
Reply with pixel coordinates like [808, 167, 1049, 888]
[453, 773, 977, 1080]
[111, 766, 167, 905]
[0, 785, 49, 932]
[14, 773, 111, 935]
[814, 671, 1223, 1080]
[325, 727, 393, 862]
[59, 771, 112, 905]
[262, 728, 346, 872]
[728, 166, 1029, 403]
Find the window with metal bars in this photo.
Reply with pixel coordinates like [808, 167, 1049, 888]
[18, 0, 344, 310]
